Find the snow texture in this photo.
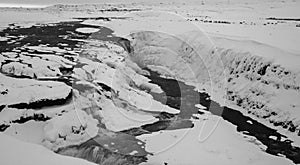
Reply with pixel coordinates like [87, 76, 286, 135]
[43, 109, 99, 150]
[0, 73, 72, 107]
[138, 114, 295, 165]
[104, 11, 300, 139]
[0, 133, 97, 165]
[72, 39, 179, 131]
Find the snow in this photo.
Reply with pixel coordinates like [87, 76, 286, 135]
[4, 121, 46, 144]
[0, 36, 8, 41]
[247, 120, 253, 125]
[1, 47, 77, 78]
[75, 39, 180, 116]
[138, 115, 294, 165]
[129, 150, 139, 155]
[76, 27, 100, 34]
[72, 39, 179, 131]
[0, 101, 100, 150]
[0, 133, 97, 165]
[42, 109, 99, 150]
[0, 104, 72, 128]
[96, 9, 300, 140]
[25, 46, 69, 54]
[0, 73, 72, 106]
[195, 103, 207, 110]
[0, 1, 300, 164]
[0, 7, 72, 30]
[150, 0, 300, 54]
[0, 3, 48, 8]
[211, 36, 300, 70]
[97, 99, 158, 132]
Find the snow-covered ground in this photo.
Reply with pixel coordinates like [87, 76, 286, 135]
[0, 73, 72, 106]
[73, 39, 180, 132]
[138, 114, 295, 165]
[101, 6, 300, 144]
[0, 0, 300, 164]
[0, 133, 96, 165]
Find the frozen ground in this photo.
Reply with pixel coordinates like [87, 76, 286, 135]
[0, 0, 299, 164]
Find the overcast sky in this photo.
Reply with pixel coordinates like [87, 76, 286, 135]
[0, 0, 141, 6]
[0, 0, 186, 5]
[0, 0, 245, 7]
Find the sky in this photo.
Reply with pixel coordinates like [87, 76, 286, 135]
[0, 0, 266, 8]
[0, 0, 139, 7]
[0, 0, 226, 7]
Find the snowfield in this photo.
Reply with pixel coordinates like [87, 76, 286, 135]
[104, 10, 300, 142]
[0, 0, 300, 164]
[138, 115, 295, 165]
[127, 28, 300, 139]
[72, 39, 179, 132]
[0, 47, 77, 78]
[0, 133, 97, 165]
[0, 73, 72, 107]
[43, 109, 99, 150]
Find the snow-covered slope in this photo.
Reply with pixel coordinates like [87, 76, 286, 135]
[213, 37, 300, 134]
[138, 114, 295, 165]
[129, 29, 300, 138]
[0, 133, 97, 165]
[0, 1, 299, 164]
[0, 73, 72, 108]
[0, 47, 77, 78]
[102, 11, 300, 140]
[72, 39, 179, 132]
